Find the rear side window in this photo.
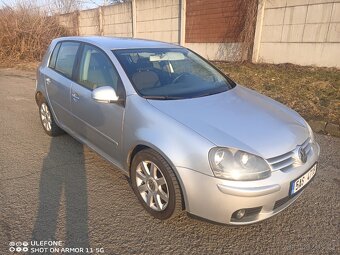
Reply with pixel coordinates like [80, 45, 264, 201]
[54, 42, 80, 79]
[48, 42, 61, 69]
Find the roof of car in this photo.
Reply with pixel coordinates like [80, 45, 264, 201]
[54, 36, 182, 50]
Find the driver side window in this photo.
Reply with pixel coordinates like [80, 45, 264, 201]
[78, 45, 121, 93]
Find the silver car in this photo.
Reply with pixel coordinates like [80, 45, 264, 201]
[36, 37, 320, 225]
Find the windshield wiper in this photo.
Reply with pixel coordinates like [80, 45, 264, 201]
[144, 95, 183, 100]
[192, 88, 228, 98]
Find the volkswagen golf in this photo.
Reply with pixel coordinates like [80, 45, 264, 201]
[36, 36, 320, 225]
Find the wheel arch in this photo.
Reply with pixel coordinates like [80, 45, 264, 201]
[35, 91, 44, 106]
[35, 91, 63, 132]
[128, 143, 188, 210]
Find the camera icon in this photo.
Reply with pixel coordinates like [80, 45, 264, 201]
[23, 241, 29, 246]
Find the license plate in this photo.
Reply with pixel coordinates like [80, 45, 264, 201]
[290, 164, 317, 195]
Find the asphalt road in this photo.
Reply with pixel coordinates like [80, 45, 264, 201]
[0, 68, 339, 255]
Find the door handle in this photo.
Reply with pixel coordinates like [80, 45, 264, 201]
[71, 92, 80, 101]
[45, 78, 51, 85]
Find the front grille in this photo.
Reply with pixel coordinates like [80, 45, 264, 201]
[266, 138, 313, 172]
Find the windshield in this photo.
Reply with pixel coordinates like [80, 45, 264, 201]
[113, 48, 235, 99]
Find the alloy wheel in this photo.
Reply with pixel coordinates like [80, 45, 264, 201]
[135, 161, 169, 211]
[40, 103, 52, 131]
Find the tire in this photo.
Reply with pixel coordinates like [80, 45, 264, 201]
[131, 149, 183, 220]
[38, 98, 64, 137]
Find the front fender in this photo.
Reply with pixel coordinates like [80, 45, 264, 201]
[122, 95, 215, 177]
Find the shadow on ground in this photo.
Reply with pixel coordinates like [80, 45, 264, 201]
[32, 136, 89, 252]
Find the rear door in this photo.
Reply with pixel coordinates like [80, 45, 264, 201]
[70, 44, 126, 163]
[44, 41, 80, 129]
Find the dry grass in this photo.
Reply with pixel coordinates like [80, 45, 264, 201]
[0, 3, 71, 67]
[215, 62, 340, 125]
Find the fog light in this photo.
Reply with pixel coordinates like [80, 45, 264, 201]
[235, 209, 246, 219]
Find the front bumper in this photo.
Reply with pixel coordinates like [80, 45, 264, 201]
[176, 142, 320, 225]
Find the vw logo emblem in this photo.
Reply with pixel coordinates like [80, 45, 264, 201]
[298, 147, 307, 163]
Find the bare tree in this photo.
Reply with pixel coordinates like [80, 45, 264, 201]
[107, 0, 131, 5]
[48, 0, 83, 14]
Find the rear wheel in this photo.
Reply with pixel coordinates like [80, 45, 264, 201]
[131, 149, 183, 220]
[38, 99, 63, 136]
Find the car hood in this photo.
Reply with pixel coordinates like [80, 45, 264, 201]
[147, 85, 309, 159]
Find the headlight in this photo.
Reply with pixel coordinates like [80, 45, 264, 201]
[209, 148, 271, 181]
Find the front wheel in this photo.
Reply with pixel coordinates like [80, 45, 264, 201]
[131, 149, 183, 220]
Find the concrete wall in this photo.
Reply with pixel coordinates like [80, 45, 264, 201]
[135, 0, 180, 44]
[57, 0, 242, 61]
[58, 12, 78, 34]
[58, 0, 180, 43]
[253, 0, 340, 68]
[102, 3, 133, 37]
[186, 43, 241, 61]
[57, 0, 340, 66]
[78, 9, 100, 35]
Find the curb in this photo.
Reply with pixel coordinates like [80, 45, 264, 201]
[308, 120, 340, 138]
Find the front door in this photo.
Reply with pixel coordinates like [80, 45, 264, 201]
[70, 44, 126, 163]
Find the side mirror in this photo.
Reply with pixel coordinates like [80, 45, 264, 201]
[92, 86, 119, 103]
